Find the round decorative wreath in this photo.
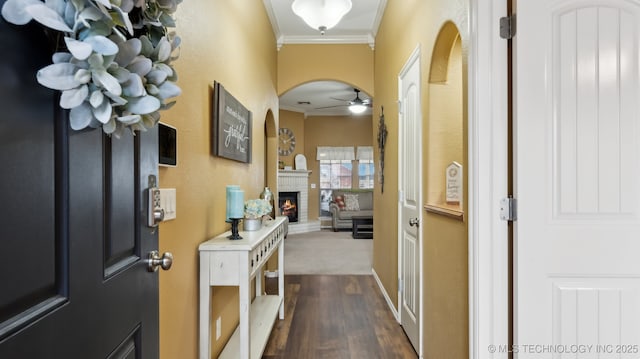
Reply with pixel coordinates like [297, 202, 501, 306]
[1, 0, 182, 137]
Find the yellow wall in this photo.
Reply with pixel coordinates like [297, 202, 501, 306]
[374, 1, 469, 358]
[276, 44, 375, 221]
[303, 114, 373, 219]
[278, 110, 305, 168]
[158, 1, 278, 358]
[277, 44, 374, 95]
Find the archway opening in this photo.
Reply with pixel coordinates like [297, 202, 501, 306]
[278, 80, 374, 228]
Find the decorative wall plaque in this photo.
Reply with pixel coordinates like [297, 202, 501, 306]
[212, 82, 252, 163]
[446, 161, 462, 204]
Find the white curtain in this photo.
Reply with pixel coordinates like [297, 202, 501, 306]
[356, 146, 373, 161]
[316, 146, 355, 161]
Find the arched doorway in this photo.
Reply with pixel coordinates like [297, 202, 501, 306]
[278, 80, 374, 231]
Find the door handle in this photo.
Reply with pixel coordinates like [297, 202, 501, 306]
[409, 218, 420, 228]
[147, 250, 173, 272]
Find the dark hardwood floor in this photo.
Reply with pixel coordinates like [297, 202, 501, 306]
[263, 275, 417, 359]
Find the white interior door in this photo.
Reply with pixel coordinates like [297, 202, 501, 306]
[398, 47, 422, 354]
[516, 0, 640, 353]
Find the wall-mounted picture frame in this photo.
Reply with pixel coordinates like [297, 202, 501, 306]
[212, 81, 252, 163]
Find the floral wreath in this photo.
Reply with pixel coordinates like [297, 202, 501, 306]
[1, 0, 182, 138]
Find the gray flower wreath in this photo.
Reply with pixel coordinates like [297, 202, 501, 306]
[1, 0, 182, 137]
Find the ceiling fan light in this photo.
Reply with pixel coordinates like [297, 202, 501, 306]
[349, 103, 367, 114]
[292, 0, 352, 33]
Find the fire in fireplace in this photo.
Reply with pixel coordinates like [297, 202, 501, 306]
[279, 192, 299, 222]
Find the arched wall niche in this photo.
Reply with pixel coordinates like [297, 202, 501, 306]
[265, 109, 277, 137]
[429, 21, 461, 84]
[264, 108, 279, 272]
[264, 109, 278, 192]
[426, 21, 465, 217]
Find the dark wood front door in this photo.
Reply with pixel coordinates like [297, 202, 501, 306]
[0, 9, 160, 359]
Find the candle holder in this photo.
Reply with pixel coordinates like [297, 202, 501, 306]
[227, 218, 243, 240]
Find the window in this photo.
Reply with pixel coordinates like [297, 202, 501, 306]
[317, 147, 355, 217]
[358, 160, 375, 189]
[319, 160, 352, 216]
[356, 146, 374, 189]
[320, 160, 353, 189]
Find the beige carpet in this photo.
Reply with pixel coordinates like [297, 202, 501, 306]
[284, 230, 373, 275]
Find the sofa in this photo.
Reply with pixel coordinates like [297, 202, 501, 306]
[329, 189, 373, 231]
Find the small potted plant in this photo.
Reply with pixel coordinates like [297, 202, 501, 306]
[244, 199, 272, 231]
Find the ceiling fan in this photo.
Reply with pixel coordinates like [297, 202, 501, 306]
[316, 88, 372, 114]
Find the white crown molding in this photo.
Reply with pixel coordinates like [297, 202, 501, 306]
[262, 0, 282, 42]
[265, 0, 385, 50]
[371, 0, 387, 37]
[279, 34, 376, 50]
[281, 34, 370, 44]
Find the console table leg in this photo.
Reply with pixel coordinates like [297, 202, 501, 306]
[256, 270, 263, 296]
[199, 253, 211, 359]
[278, 242, 284, 319]
[239, 277, 251, 359]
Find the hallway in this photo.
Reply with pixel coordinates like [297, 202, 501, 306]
[263, 275, 417, 359]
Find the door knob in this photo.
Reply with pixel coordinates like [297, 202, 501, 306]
[147, 250, 173, 272]
[409, 218, 420, 228]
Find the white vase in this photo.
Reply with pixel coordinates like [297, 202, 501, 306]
[243, 218, 261, 231]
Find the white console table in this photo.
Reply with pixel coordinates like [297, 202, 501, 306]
[199, 217, 286, 359]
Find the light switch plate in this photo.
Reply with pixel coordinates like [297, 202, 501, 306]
[159, 188, 176, 220]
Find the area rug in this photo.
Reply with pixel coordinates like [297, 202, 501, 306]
[284, 230, 373, 275]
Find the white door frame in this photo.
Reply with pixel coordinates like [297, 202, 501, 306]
[397, 44, 423, 357]
[468, 0, 510, 358]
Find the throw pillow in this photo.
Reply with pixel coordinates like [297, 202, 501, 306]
[334, 195, 346, 210]
[344, 194, 360, 211]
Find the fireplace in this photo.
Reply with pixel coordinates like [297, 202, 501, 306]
[279, 191, 299, 223]
[277, 169, 320, 233]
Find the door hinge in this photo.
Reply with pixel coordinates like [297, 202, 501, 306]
[500, 15, 516, 39]
[500, 197, 517, 221]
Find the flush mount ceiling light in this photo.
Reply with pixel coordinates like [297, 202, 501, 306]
[291, 0, 353, 35]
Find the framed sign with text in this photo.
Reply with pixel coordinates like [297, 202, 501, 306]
[212, 82, 252, 163]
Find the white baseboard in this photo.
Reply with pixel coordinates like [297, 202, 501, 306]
[372, 268, 399, 322]
[264, 270, 279, 278]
